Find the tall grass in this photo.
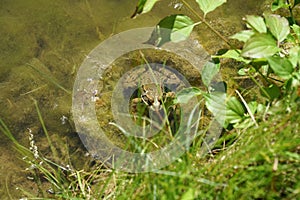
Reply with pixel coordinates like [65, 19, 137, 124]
[0, 100, 115, 199]
[1, 97, 299, 199]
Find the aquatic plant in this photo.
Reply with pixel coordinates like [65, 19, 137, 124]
[132, 0, 300, 128]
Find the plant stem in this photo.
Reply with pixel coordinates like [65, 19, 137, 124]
[33, 99, 59, 159]
[247, 72, 271, 99]
[181, 0, 232, 48]
[286, 0, 296, 24]
[235, 90, 258, 127]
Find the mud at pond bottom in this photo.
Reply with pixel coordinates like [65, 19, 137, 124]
[0, 145, 36, 199]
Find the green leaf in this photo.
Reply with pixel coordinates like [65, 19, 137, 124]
[175, 87, 202, 104]
[247, 101, 258, 114]
[291, 24, 300, 41]
[265, 14, 290, 42]
[166, 15, 196, 43]
[271, 0, 289, 11]
[204, 92, 227, 123]
[131, 0, 160, 18]
[241, 33, 280, 58]
[245, 15, 267, 33]
[267, 56, 294, 79]
[146, 15, 196, 46]
[209, 81, 227, 93]
[227, 97, 245, 116]
[215, 49, 251, 63]
[230, 30, 255, 42]
[261, 84, 281, 100]
[226, 96, 249, 125]
[233, 118, 254, 129]
[238, 68, 247, 76]
[196, 0, 226, 17]
[289, 46, 300, 67]
[201, 61, 220, 87]
[181, 188, 195, 200]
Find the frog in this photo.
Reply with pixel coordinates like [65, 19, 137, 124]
[131, 83, 175, 112]
[127, 69, 180, 126]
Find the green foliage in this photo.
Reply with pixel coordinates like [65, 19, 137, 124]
[230, 30, 255, 43]
[241, 33, 280, 58]
[195, 0, 227, 17]
[233, 12, 299, 96]
[175, 87, 202, 104]
[226, 96, 245, 124]
[264, 14, 290, 42]
[203, 91, 227, 123]
[201, 61, 220, 87]
[261, 84, 281, 100]
[245, 15, 267, 33]
[146, 14, 198, 46]
[112, 110, 300, 199]
[131, 0, 160, 18]
[216, 49, 251, 63]
[267, 56, 294, 79]
[175, 61, 226, 127]
[271, 0, 289, 11]
[132, 0, 300, 128]
[158, 15, 197, 45]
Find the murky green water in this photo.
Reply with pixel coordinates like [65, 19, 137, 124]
[0, 0, 270, 198]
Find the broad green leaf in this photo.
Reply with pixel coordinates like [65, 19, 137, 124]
[204, 91, 227, 124]
[166, 15, 196, 42]
[146, 15, 196, 46]
[230, 30, 255, 42]
[261, 84, 281, 100]
[196, 0, 226, 17]
[289, 46, 300, 67]
[241, 33, 280, 58]
[247, 101, 258, 114]
[271, 0, 289, 11]
[265, 14, 290, 42]
[245, 15, 267, 33]
[285, 76, 300, 94]
[233, 118, 254, 129]
[201, 61, 220, 87]
[215, 49, 251, 63]
[209, 81, 227, 93]
[175, 87, 202, 104]
[291, 24, 300, 41]
[267, 56, 294, 79]
[131, 0, 160, 18]
[226, 96, 245, 124]
[226, 96, 245, 116]
[181, 188, 195, 200]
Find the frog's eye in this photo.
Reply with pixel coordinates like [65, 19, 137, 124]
[141, 94, 153, 105]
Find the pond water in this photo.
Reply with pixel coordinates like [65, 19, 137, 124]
[0, 0, 270, 198]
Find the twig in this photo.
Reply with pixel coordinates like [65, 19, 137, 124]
[235, 90, 258, 127]
[181, 0, 232, 48]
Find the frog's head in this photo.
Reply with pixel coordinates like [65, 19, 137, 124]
[141, 84, 163, 111]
